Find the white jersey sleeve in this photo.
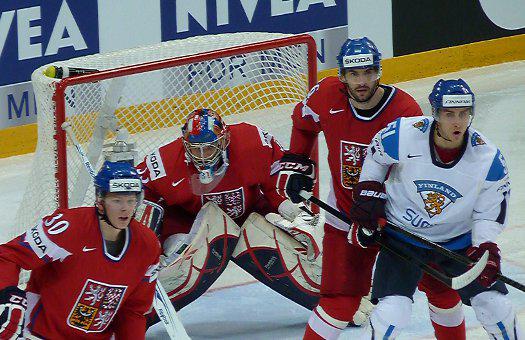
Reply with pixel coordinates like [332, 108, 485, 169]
[471, 149, 510, 246]
[360, 118, 403, 182]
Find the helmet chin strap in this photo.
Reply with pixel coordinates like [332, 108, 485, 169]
[435, 124, 453, 142]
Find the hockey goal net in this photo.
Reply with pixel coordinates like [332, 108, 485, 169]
[13, 32, 317, 238]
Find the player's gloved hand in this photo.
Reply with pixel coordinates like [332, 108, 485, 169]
[349, 181, 386, 230]
[466, 242, 500, 287]
[265, 200, 323, 261]
[160, 233, 190, 268]
[352, 292, 376, 326]
[0, 286, 27, 339]
[347, 222, 381, 249]
[276, 153, 316, 204]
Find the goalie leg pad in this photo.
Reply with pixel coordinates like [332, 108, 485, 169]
[157, 202, 241, 311]
[232, 212, 322, 310]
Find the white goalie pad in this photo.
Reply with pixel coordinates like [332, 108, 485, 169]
[157, 202, 241, 310]
[232, 212, 322, 309]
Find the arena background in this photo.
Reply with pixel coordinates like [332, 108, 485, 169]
[0, 0, 524, 158]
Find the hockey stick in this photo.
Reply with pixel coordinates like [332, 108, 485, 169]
[298, 190, 488, 290]
[70, 77, 127, 207]
[383, 220, 525, 292]
[62, 122, 190, 339]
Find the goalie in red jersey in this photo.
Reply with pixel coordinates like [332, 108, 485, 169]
[0, 161, 161, 339]
[276, 37, 467, 339]
[137, 108, 327, 325]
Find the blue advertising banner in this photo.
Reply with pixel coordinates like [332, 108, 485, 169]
[0, 0, 346, 131]
[0, 0, 99, 86]
[160, 0, 346, 40]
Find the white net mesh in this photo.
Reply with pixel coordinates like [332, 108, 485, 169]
[13, 32, 315, 238]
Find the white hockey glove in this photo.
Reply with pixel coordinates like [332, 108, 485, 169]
[159, 205, 210, 268]
[160, 233, 190, 268]
[265, 200, 323, 261]
[353, 292, 375, 326]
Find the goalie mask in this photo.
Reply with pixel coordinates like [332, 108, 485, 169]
[182, 109, 230, 191]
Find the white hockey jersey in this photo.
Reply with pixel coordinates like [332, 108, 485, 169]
[360, 116, 510, 249]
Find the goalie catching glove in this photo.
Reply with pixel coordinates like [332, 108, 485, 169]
[0, 286, 26, 339]
[265, 200, 323, 260]
[276, 153, 316, 204]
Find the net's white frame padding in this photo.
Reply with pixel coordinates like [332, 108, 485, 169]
[13, 32, 314, 241]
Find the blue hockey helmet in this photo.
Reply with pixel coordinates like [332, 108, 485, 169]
[337, 37, 382, 76]
[428, 79, 475, 119]
[94, 160, 143, 198]
[181, 108, 230, 184]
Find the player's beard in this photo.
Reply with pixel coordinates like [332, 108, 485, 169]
[346, 80, 379, 103]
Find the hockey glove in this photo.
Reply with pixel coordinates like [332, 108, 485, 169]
[347, 222, 381, 249]
[276, 153, 316, 204]
[0, 286, 26, 339]
[160, 233, 190, 268]
[466, 242, 500, 287]
[265, 200, 323, 260]
[353, 292, 376, 326]
[349, 181, 386, 230]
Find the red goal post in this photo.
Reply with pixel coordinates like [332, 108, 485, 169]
[14, 32, 318, 236]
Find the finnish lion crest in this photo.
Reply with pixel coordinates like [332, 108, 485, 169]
[414, 180, 462, 218]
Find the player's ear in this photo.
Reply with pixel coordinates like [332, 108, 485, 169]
[95, 198, 105, 214]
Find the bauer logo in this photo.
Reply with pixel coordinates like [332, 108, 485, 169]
[109, 179, 142, 192]
[342, 54, 374, 68]
[442, 94, 473, 107]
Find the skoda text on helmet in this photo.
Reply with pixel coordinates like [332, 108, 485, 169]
[428, 78, 475, 121]
[181, 108, 231, 185]
[95, 160, 143, 199]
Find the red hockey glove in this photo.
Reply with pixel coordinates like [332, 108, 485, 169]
[276, 153, 316, 204]
[348, 222, 381, 249]
[466, 242, 501, 287]
[0, 286, 27, 339]
[349, 181, 386, 230]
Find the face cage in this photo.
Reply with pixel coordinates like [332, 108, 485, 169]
[183, 134, 230, 172]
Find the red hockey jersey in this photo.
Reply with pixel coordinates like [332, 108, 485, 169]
[136, 122, 286, 241]
[290, 76, 422, 231]
[0, 207, 161, 339]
